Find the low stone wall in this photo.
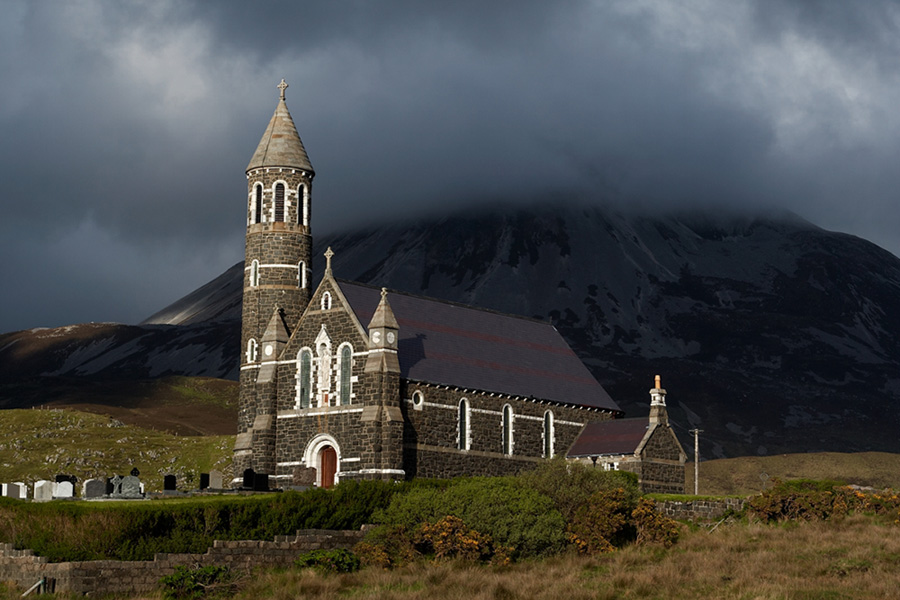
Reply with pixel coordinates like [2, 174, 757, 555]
[0, 529, 364, 596]
[656, 498, 746, 521]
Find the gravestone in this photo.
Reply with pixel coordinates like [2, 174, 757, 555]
[4, 483, 20, 499]
[55, 474, 76, 485]
[12, 482, 27, 499]
[34, 480, 55, 502]
[293, 467, 316, 488]
[130, 467, 140, 477]
[54, 481, 74, 499]
[164, 475, 177, 491]
[253, 472, 269, 492]
[109, 475, 123, 496]
[242, 468, 255, 489]
[0, 484, 6, 496]
[208, 470, 224, 490]
[121, 475, 142, 498]
[83, 478, 106, 499]
[199, 473, 210, 490]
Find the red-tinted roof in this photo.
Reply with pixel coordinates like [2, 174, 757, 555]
[567, 419, 650, 457]
[338, 281, 620, 412]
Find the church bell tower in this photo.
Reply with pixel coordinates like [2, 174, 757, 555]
[234, 79, 315, 480]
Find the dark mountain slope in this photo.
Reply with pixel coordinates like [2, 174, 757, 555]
[4, 203, 899, 457]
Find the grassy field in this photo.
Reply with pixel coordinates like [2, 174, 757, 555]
[229, 516, 900, 600]
[0, 408, 233, 492]
[6, 514, 897, 600]
[688, 452, 900, 495]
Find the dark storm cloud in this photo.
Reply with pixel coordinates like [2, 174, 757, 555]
[2, 0, 899, 332]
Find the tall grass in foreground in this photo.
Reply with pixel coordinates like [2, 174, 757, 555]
[228, 515, 900, 600]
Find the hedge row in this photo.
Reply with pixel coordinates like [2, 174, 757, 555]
[0, 480, 440, 562]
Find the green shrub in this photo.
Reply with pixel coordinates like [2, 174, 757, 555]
[160, 565, 232, 600]
[295, 548, 361, 574]
[519, 458, 640, 521]
[747, 479, 846, 522]
[567, 488, 636, 554]
[373, 476, 567, 558]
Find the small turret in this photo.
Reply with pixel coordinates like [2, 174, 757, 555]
[365, 288, 401, 373]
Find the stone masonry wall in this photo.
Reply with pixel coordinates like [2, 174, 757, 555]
[0, 529, 363, 597]
[656, 498, 746, 521]
[639, 426, 686, 494]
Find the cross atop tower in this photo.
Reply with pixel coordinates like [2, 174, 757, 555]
[277, 78, 288, 101]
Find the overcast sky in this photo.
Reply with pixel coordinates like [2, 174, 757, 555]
[2, 0, 899, 333]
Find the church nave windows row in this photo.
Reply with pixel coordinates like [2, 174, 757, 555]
[448, 395, 552, 458]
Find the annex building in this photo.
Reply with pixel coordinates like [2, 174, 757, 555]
[232, 81, 685, 493]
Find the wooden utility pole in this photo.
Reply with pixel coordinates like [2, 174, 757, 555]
[689, 429, 702, 495]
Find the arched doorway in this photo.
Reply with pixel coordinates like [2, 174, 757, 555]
[304, 434, 342, 488]
[319, 445, 337, 489]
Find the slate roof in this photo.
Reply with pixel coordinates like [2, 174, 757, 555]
[338, 280, 621, 412]
[247, 98, 315, 173]
[566, 418, 650, 457]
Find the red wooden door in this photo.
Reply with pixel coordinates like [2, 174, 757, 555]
[320, 446, 337, 489]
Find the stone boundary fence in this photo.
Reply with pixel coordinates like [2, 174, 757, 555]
[0, 529, 365, 596]
[656, 498, 746, 521]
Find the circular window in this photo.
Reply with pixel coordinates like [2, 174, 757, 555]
[412, 391, 424, 410]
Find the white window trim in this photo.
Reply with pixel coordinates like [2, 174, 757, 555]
[295, 347, 313, 409]
[271, 180, 288, 223]
[542, 410, 555, 458]
[321, 291, 332, 310]
[298, 260, 307, 289]
[458, 398, 471, 451]
[300, 183, 310, 227]
[249, 260, 260, 287]
[246, 338, 258, 364]
[337, 342, 354, 405]
[502, 403, 514, 456]
[412, 390, 425, 411]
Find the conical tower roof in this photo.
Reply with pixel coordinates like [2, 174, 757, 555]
[246, 80, 315, 173]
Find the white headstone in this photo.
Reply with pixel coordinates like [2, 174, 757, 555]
[34, 480, 55, 501]
[54, 481, 74, 498]
[209, 470, 224, 490]
[0, 484, 7, 497]
[12, 482, 27, 499]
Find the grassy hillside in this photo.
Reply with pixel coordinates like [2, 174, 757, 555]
[688, 451, 900, 495]
[0, 375, 238, 436]
[0, 408, 233, 492]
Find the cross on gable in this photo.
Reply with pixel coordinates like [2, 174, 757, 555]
[324, 247, 334, 273]
[277, 79, 288, 101]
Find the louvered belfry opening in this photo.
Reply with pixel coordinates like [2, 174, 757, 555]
[274, 183, 285, 221]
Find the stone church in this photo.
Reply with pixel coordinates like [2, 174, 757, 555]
[233, 81, 685, 492]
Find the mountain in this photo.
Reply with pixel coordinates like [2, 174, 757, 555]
[3, 203, 899, 457]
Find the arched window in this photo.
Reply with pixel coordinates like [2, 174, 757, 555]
[298, 261, 307, 289]
[274, 183, 285, 221]
[253, 184, 262, 224]
[246, 338, 258, 363]
[543, 411, 555, 458]
[502, 404, 513, 455]
[297, 349, 312, 408]
[339, 344, 352, 405]
[458, 398, 470, 451]
[321, 291, 332, 310]
[250, 260, 260, 287]
[299, 184, 309, 226]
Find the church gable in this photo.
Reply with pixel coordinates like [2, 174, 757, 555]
[277, 275, 370, 411]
